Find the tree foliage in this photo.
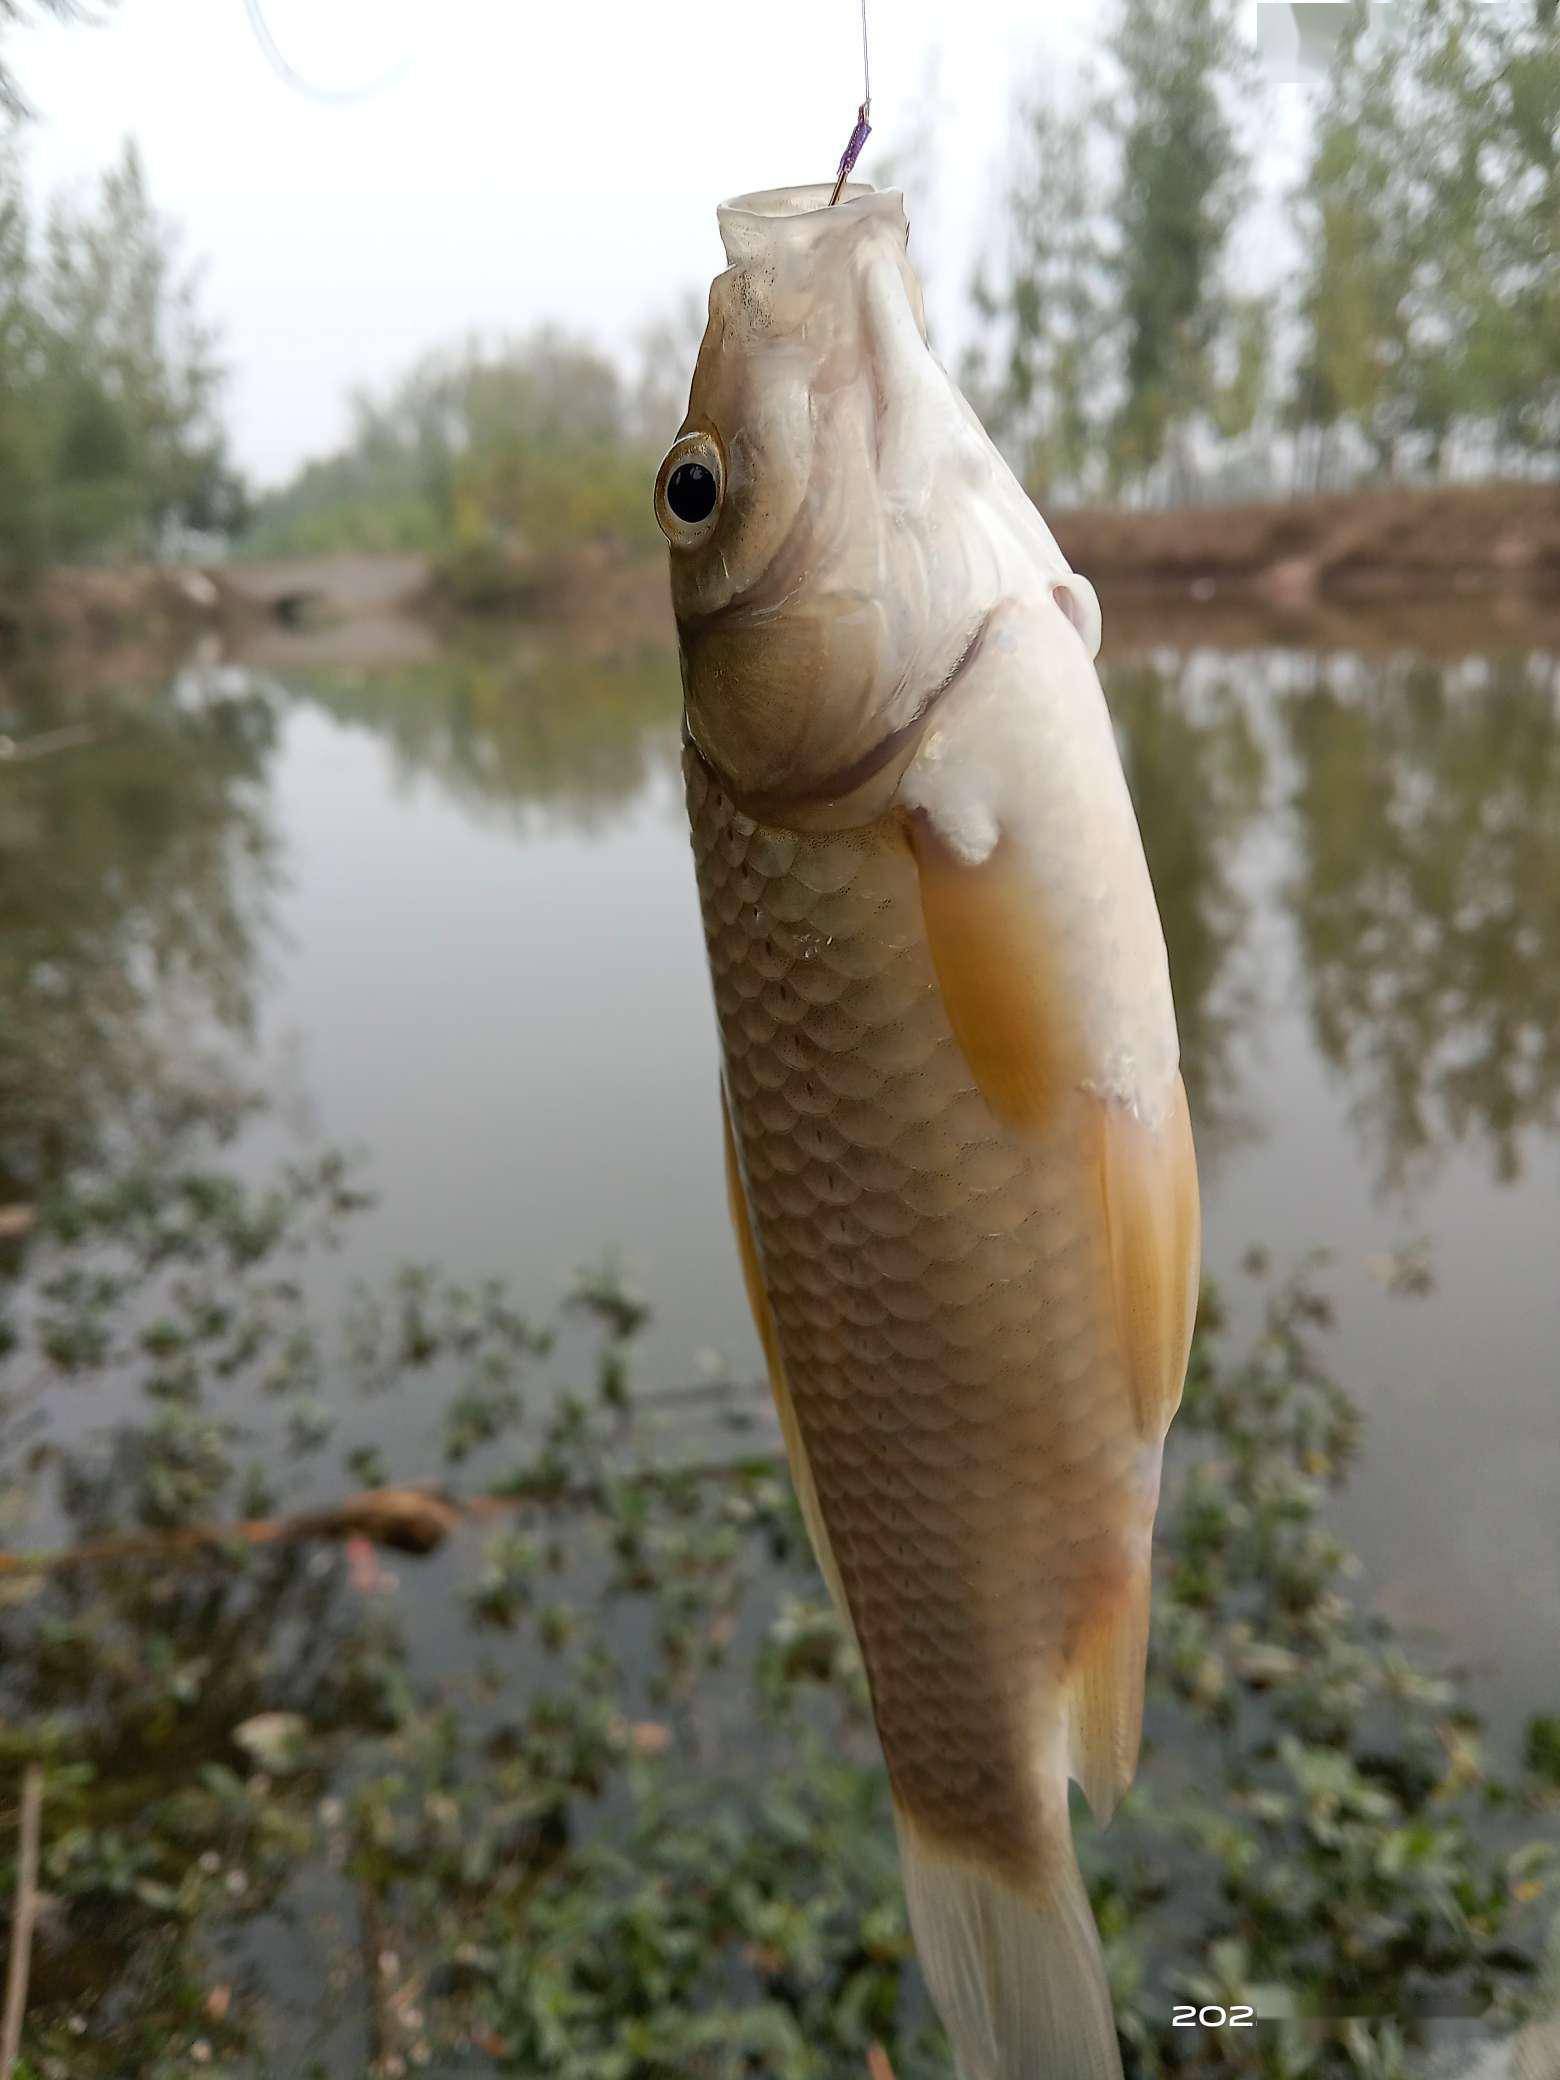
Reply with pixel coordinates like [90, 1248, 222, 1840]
[0, 138, 238, 576]
[1105, 0, 1250, 491]
[968, 0, 1264, 503]
[975, 0, 1558, 502]
[1292, 0, 1560, 484]
[244, 326, 673, 573]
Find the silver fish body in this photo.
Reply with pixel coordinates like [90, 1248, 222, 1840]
[660, 183, 1200, 2080]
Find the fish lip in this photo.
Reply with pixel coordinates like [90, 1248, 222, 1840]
[699, 603, 1000, 826]
[717, 182, 905, 235]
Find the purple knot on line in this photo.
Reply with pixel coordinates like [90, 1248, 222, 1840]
[836, 111, 872, 184]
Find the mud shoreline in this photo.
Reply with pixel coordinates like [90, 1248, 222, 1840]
[4, 481, 1557, 679]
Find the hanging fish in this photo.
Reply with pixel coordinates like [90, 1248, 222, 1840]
[656, 182, 1200, 2080]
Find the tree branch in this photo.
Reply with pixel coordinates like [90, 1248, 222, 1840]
[0, 1453, 788, 1578]
[1, 1764, 43, 2080]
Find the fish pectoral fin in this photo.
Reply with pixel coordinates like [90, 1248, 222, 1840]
[1072, 1083, 1198, 1820]
[1066, 1565, 1152, 1825]
[719, 1083, 857, 1641]
[1095, 1074, 1201, 1441]
[909, 820, 1087, 1141]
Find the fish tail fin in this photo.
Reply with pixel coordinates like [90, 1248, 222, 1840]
[893, 1800, 1122, 2080]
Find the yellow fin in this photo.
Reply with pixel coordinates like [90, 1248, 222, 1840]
[719, 1085, 855, 1633]
[909, 823, 1086, 1139]
[1067, 1568, 1151, 1824]
[1095, 1074, 1201, 1441]
[894, 1800, 1123, 2080]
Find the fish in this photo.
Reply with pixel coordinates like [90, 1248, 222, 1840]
[655, 181, 1200, 2080]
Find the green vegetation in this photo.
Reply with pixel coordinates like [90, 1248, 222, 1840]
[283, 640, 682, 834]
[0, 1142, 1556, 2076]
[240, 327, 689, 603]
[1292, 0, 1560, 486]
[0, 138, 240, 584]
[967, 0, 1560, 503]
[0, 667, 275, 1203]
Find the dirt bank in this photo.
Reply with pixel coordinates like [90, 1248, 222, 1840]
[1051, 480, 1560, 607]
[5, 483, 1556, 682]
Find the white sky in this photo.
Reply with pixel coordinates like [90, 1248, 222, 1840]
[8, 1, 1312, 486]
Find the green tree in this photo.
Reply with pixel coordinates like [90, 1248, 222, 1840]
[245, 330, 662, 573]
[1, 136, 234, 572]
[0, 140, 51, 573]
[1103, 0, 1250, 494]
[37, 138, 230, 550]
[961, 91, 1111, 503]
[1291, 0, 1559, 482]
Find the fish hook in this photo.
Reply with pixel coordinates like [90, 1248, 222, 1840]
[828, 0, 872, 204]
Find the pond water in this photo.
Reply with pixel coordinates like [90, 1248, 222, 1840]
[4, 618, 1557, 1747]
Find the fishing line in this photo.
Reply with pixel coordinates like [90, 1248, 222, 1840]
[242, 0, 412, 104]
[828, 0, 872, 204]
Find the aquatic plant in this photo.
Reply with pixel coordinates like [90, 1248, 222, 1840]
[0, 1157, 1555, 2076]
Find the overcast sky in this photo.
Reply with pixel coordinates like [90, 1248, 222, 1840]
[8, 0, 1311, 487]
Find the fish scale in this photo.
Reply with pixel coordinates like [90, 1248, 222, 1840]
[687, 743, 1150, 1884]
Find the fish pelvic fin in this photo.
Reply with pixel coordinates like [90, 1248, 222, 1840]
[718, 1082, 858, 1641]
[1095, 1072, 1201, 1442]
[893, 1802, 1123, 2080]
[1066, 1563, 1151, 1825]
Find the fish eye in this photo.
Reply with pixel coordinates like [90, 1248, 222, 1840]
[667, 462, 717, 523]
[655, 433, 724, 548]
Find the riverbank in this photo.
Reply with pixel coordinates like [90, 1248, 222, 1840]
[1051, 480, 1560, 607]
[4, 482, 1558, 677]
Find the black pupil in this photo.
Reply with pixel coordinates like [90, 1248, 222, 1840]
[666, 461, 717, 525]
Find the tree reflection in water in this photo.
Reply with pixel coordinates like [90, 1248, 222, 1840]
[1284, 646, 1560, 1193]
[1102, 650, 1268, 1170]
[280, 640, 683, 839]
[0, 666, 279, 1204]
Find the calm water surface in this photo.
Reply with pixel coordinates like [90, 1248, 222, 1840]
[5, 623, 1557, 1739]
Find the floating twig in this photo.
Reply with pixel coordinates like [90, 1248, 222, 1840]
[1, 1764, 43, 2080]
[0, 1452, 789, 1580]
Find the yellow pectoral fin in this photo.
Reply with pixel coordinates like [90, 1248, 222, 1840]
[909, 822, 1087, 1140]
[1069, 1082, 1198, 1820]
[1095, 1073, 1202, 1441]
[718, 1085, 856, 1636]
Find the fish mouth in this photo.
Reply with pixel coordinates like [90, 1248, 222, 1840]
[717, 603, 999, 826]
[716, 183, 906, 263]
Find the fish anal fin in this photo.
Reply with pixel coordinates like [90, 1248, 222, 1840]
[1094, 1073, 1201, 1441]
[718, 1084, 856, 1636]
[909, 820, 1086, 1140]
[1066, 1567, 1151, 1825]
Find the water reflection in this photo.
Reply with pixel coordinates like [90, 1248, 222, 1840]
[281, 640, 682, 837]
[0, 668, 278, 1202]
[9, 633, 1557, 1217]
[1103, 652, 1268, 1166]
[1283, 646, 1560, 1193]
